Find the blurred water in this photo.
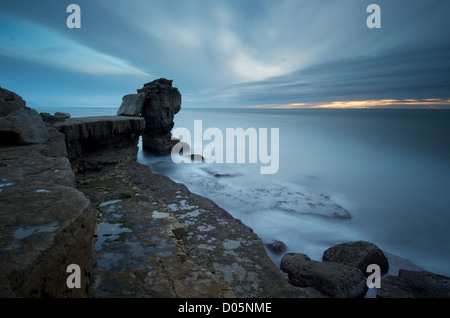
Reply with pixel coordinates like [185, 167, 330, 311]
[138, 108, 450, 276]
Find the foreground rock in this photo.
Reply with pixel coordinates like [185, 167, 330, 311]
[322, 241, 389, 276]
[1, 89, 148, 297]
[1, 108, 50, 145]
[280, 253, 367, 298]
[126, 163, 323, 298]
[78, 160, 234, 297]
[378, 270, 450, 298]
[0, 124, 96, 297]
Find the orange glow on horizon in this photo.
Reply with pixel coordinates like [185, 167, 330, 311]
[247, 99, 450, 109]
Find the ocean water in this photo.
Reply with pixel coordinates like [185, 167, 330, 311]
[138, 108, 450, 277]
[36, 106, 450, 277]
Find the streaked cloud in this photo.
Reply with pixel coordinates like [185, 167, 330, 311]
[0, 14, 149, 77]
[209, 43, 450, 109]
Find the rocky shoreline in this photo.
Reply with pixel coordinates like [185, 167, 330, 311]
[1, 83, 450, 298]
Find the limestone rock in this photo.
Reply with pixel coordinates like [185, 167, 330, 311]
[0, 87, 26, 116]
[126, 162, 323, 298]
[0, 145, 96, 297]
[117, 78, 182, 155]
[78, 160, 234, 298]
[280, 253, 368, 298]
[377, 270, 450, 298]
[266, 240, 287, 254]
[138, 78, 182, 155]
[322, 241, 389, 276]
[53, 116, 145, 171]
[40, 112, 57, 125]
[117, 93, 146, 116]
[0, 108, 49, 145]
[54, 112, 71, 119]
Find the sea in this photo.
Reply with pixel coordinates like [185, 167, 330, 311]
[36, 106, 450, 278]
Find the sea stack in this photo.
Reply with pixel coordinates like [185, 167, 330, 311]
[117, 78, 182, 156]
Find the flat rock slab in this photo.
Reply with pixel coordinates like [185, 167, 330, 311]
[126, 162, 323, 298]
[77, 161, 234, 298]
[53, 116, 145, 165]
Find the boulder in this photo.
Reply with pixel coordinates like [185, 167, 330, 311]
[0, 108, 49, 145]
[117, 93, 146, 116]
[266, 240, 287, 254]
[40, 112, 57, 125]
[377, 270, 450, 298]
[40, 112, 70, 124]
[280, 253, 368, 298]
[322, 241, 389, 276]
[188, 154, 205, 163]
[0, 87, 26, 116]
[54, 112, 71, 119]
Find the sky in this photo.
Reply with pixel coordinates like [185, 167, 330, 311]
[1, 0, 450, 109]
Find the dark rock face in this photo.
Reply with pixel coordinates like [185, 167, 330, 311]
[53, 116, 145, 172]
[378, 270, 450, 298]
[0, 87, 26, 116]
[0, 114, 96, 297]
[117, 93, 146, 117]
[322, 241, 389, 276]
[118, 79, 182, 156]
[280, 253, 368, 298]
[41, 112, 71, 125]
[266, 240, 287, 254]
[1, 108, 50, 145]
[0, 88, 148, 297]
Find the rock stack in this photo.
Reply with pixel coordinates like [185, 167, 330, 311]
[117, 78, 182, 156]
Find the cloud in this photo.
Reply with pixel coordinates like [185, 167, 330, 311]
[0, 14, 149, 77]
[193, 44, 450, 108]
[97, 0, 344, 84]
